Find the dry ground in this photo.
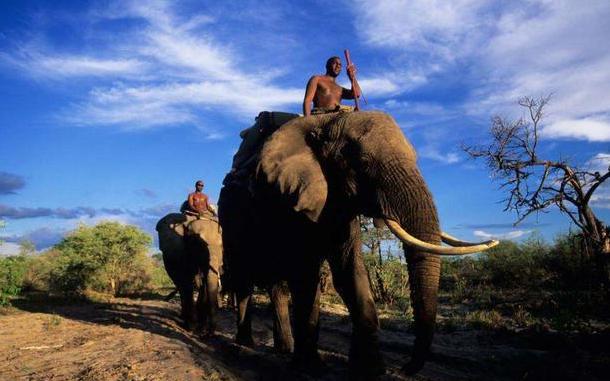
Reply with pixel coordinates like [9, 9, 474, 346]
[1, 293, 608, 381]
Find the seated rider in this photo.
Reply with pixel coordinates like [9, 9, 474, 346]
[183, 180, 217, 217]
[302, 55, 361, 116]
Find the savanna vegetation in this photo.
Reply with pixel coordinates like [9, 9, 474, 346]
[2, 219, 609, 334]
[0, 221, 171, 306]
[1, 219, 608, 380]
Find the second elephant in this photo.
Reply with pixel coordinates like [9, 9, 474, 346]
[156, 212, 223, 335]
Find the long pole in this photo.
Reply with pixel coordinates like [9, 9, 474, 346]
[344, 49, 360, 111]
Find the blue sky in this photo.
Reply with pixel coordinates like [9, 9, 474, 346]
[1, 0, 609, 254]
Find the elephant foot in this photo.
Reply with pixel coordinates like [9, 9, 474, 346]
[290, 352, 327, 377]
[401, 356, 426, 376]
[273, 341, 293, 354]
[236, 333, 255, 348]
[199, 329, 216, 339]
[348, 356, 385, 381]
[349, 336, 385, 380]
[181, 320, 196, 332]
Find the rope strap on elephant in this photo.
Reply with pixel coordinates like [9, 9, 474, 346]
[311, 104, 354, 115]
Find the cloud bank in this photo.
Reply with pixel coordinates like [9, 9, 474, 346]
[0, 172, 26, 195]
[353, 0, 610, 142]
[3, 0, 302, 130]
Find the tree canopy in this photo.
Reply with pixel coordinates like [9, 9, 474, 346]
[53, 221, 152, 295]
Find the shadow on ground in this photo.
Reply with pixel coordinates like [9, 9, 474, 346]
[9, 292, 610, 381]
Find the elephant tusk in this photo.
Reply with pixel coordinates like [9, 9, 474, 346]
[441, 231, 498, 248]
[384, 219, 499, 256]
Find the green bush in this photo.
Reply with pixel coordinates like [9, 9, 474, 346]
[363, 253, 410, 309]
[0, 255, 29, 306]
[50, 221, 153, 295]
[149, 252, 173, 289]
[441, 233, 597, 293]
[21, 249, 60, 292]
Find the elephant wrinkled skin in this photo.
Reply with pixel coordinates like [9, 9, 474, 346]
[156, 213, 223, 335]
[219, 111, 496, 378]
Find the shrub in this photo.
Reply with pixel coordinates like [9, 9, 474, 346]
[442, 232, 599, 294]
[21, 249, 60, 292]
[51, 222, 153, 295]
[0, 255, 29, 306]
[465, 309, 504, 330]
[149, 252, 173, 289]
[363, 253, 410, 309]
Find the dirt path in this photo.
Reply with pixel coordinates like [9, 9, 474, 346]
[1, 295, 607, 380]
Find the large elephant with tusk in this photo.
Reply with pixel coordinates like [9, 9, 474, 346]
[218, 111, 498, 378]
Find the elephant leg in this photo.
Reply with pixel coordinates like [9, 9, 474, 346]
[402, 250, 441, 375]
[195, 272, 208, 334]
[203, 244, 222, 336]
[288, 272, 324, 374]
[235, 286, 255, 347]
[328, 220, 385, 379]
[269, 282, 293, 353]
[204, 269, 219, 336]
[179, 281, 195, 331]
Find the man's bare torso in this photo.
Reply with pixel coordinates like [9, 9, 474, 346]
[303, 56, 357, 116]
[312, 75, 344, 109]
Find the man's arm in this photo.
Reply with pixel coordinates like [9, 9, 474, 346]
[302, 76, 318, 116]
[341, 64, 361, 100]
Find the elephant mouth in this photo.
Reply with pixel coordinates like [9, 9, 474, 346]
[384, 219, 499, 255]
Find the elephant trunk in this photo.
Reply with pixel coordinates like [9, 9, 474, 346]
[377, 160, 441, 374]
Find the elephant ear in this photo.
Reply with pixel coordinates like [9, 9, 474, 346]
[156, 213, 187, 236]
[258, 120, 327, 222]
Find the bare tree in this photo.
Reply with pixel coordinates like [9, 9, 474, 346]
[464, 96, 610, 287]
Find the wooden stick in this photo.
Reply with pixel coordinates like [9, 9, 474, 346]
[344, 49, 360, 111]
[20, 344, 64, 350]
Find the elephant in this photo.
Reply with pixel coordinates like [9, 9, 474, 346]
[218, 110, 498, 378]
[219, 183, 294, 354]
[156, 212, 223, 335]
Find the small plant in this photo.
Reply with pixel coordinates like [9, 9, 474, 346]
[512, 305, 534, 328]
[0, 255, 29, 306]
[465, 309, 504, 330]
[437, 315, 461, 333]
[45, 313, 62, 329]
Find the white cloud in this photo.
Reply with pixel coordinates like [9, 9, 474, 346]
[348, 0, 483, 98]
[0, 49, 147, 80]
[0, 242, 21, 257]
[586, 153, 610, 174]
[204, 132, 225, 141]
[477, 2, 610, 141]
[353, 0, 610, 142]
[354, 0, 490, 59]
[474, 229, 531, 240]
[63, 80, 301, 128]
[586, 153, 610, 209]
[358, 77, 400, 96]
[419, 145, 461, 164]
[543, 119, 610, 142]
[358, 72, 428, 97]
[590, 194, 610, 209]
[3, 0, 303, 130]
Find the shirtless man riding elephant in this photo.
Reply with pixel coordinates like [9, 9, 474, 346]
[303, 55, 361, 116]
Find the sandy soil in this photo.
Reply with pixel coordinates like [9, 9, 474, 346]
[1, 294, 608, 381]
